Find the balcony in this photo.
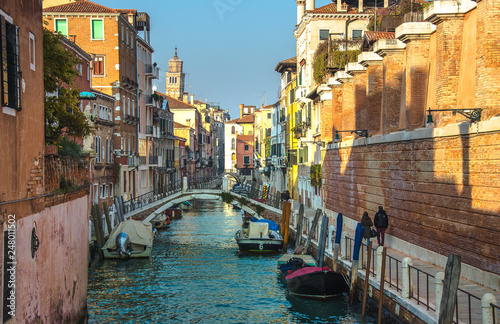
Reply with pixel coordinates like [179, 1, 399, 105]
[135, 12, 150, 31]
[295, 85, 308, 104]
[145, 64, 159, 79]
[127, 155, 139, 167]
[148, 155, 158, 165]
[145, 95, 160, 108]
[145, 125, 154, 136]
[124, 114, 139, 125]
[139, 155, 147, 165]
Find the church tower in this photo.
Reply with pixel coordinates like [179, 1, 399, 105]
[165, 47, 185, 100]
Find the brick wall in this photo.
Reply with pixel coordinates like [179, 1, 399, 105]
[44, 155, 90, 194]
[353, 72, 368, 131]
[404, 38, 431, 130]
[476, 0, 500, 117]
[341, 81, 355, 132]
[434, 18, 463, 124]
[382, 52, 404, 133]
[323, 132, 500, 274]
[366, 64, 383, 135]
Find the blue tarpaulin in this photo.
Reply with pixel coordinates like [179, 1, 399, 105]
[250, 218, 279, 231]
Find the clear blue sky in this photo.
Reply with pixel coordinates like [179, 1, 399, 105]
[104, 0, 332, 119]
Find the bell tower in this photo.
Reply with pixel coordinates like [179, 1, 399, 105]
[165, 47, 185, 100]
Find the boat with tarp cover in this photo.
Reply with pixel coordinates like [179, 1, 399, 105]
[102, 219, 154, 259]
[235, 219, 283, 252]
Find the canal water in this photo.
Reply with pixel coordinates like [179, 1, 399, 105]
[88, 200, 374, 323]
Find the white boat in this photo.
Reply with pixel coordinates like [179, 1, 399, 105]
[235, 220, 283, 253]
[102, 219, 154, 259]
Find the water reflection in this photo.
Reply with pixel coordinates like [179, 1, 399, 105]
[88, 200, 374, 323]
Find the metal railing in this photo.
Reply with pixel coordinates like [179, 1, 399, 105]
[408, 265, 436, 311]
[492, 303, 499, 324]
[123, 180, 183, 214]
[454, 287, 482, 324]
[187, 176, 222, 190]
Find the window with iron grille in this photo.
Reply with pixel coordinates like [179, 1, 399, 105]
[1, 18, 21, 111]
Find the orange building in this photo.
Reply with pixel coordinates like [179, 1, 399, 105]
[44, 1, 140, 199]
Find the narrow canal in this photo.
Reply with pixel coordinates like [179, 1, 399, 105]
[87, 200, 373, 323]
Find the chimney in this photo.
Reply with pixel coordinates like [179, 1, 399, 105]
[297, 0, 305, 24]
[239, 104, 244, 118]
[183, 92, 188, 103]
[190, 94, 194, 105]
[305, 0, 315, 11]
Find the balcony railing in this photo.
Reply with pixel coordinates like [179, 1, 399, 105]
[145, 125, 154, 135]
[127, 155, 139, 167]
[149, 155, 158, 165]
[139, 156, 147, 165]
[145, 64, 159, 79]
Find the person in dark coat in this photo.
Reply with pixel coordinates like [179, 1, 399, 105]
[374, 206, 389, 246]
[281, 190, 290, 202]
[361, 212, 373, 244]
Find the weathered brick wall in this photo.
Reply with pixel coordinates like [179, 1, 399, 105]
[330, 86, 343, 136]
[435, 18, 463, 124]
[323, 132, 500, 274]
[353, 72, 368, 131]
[382, 52, 404, 133]
[404, 38, 430, 130]
[366, 64, 383, 135]
[341, 81, 355, 132]
[44, 155, 90, 194]
[476, 0, 500, 118]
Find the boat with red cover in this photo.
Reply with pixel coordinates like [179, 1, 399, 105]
[285, 265, 349, 299]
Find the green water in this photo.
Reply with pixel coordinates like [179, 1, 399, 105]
[87, 200, 374, 323]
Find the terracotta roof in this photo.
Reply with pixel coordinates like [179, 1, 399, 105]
[157, 93, 196, 109]
[310, 3, 375, 14]
[237, 135, 254, 142]
[44, 0, 118, 13]
[173, 122, 191, 129]
[115, 9, 137, 14]
[237, 114, 254, 124]
[193, 100, 206, 105]
[364, 31, 395, 41]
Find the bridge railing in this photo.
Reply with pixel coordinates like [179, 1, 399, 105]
[123, 179, 184, 214]
[187, 176, 223, 190]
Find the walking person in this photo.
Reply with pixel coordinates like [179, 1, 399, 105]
[374, 206, 389, 246]
[361, 211, 373, 246]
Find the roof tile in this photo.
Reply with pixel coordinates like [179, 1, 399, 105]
[44, 0, 118, 13]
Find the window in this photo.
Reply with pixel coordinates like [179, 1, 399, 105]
[243, 156, 250, 165]
[231, 138, 235, 150]
[319, 29, 329, 40]
[244, 144, 249, 151]
[121, 23, 124, 43]
[87, 63, 90, 81]
[93, 103, 97, 117]
[91, 19, 104, 40]
[231, 126, 235, 134]
[267, 113, 271, 119]
[109, 183, 113, 197]
[105, 138, 109, 163]
[1, 20, 21, 111]
[141, 170, 147, 187]
[95, 137, 101, 162]
[352, 30, 363, 40]
[55, 18, 68, 37]
[93, 55, 104, 75]
[29, 32, 35, 71]
[231, 153, 235, 162]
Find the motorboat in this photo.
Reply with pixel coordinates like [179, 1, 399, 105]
[102, 219, 154, 259]
[150, 213, 171, 230]
[235, 220, 283, 253]
[278, 255, 349, 299]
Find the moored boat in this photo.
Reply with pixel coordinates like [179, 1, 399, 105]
[278, 255, 349, 299]
[235, 220, 283, 253]
[102, 219, 154, 259]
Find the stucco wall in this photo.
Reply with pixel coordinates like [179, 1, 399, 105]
[15, 195, 89, 323]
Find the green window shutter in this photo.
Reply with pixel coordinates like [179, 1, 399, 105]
[56, 20, 67, 37]
[92, 20, 103, 40]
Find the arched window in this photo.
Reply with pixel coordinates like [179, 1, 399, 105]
[231, 126, 235, 134]
[231, 138, 235, 150]
[231, 153, 236, 162]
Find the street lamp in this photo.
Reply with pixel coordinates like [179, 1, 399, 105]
[426, 107, 482, 124]
[335, 130, 369, 141]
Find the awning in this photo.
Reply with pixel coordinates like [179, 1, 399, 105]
[79, 91, 97, 100]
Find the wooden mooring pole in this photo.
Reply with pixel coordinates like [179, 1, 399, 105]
[377, 246, 387, 324]
[282, 202, 291, 250]
[295, 204, 304, 249]
[362, 240, 373, 317]
[438, 254, 461, 324]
